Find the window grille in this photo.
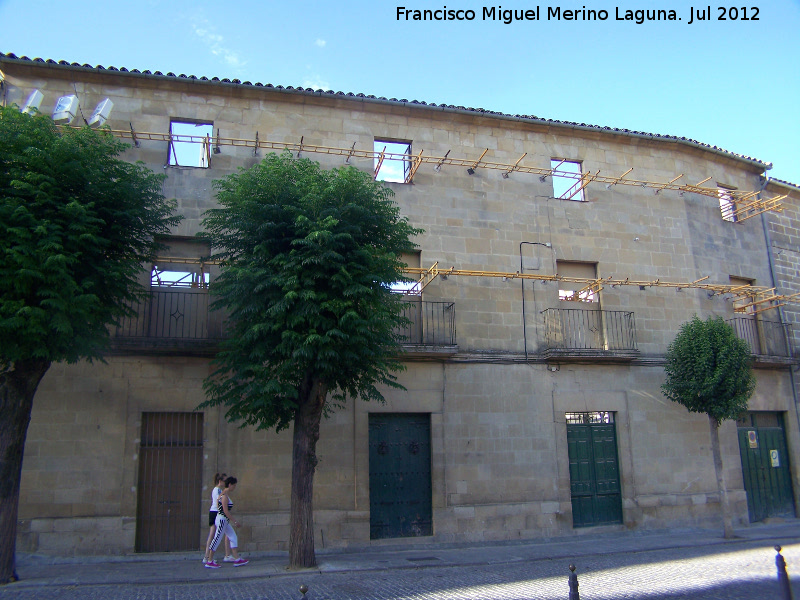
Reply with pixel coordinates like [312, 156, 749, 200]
[566, 411, 614, 425]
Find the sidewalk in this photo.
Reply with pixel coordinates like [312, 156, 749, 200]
[10, 519, 800, 589]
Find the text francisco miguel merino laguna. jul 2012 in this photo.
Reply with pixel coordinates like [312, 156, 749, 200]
[396, 6, 761, 25]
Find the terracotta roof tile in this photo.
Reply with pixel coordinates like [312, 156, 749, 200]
[0, 52, 774, 170]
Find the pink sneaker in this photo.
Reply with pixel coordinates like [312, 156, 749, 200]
[232, 558, 249, 567]
[204, 561, 221, 569]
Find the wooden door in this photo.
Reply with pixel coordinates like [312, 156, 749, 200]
[737, 412, 795, 522]
[135, 412, 204, 552]
[567, 412, 623, 527]
[369, 413, 432, 539]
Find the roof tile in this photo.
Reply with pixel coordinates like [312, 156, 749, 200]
[0, 52, 776, 171]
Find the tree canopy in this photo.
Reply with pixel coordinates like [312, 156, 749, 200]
[199, 152, 422, 430]
[661, 314, 755, 538]
[661, 315, 755, 421]
[0, 105, 181, 363]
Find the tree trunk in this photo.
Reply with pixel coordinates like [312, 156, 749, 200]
[0, 358, 50, 584]
[288, 376, 328, 569]
[709, 415, 735, 539]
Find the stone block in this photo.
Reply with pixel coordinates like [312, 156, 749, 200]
[541, 501, 561, 514]
[636, 495, 661, 508]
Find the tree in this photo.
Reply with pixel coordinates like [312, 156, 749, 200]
[0, 106, 181, 583]
[199, 152, 421, 568]
[661, 315, 755, 538]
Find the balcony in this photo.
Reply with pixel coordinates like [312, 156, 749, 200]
[725, 317, 796, 366]
[396, 300, 458, 357]
[112, 289, 457, 357]
[111, 288, 226, 355]
[540, 308, 639, 362]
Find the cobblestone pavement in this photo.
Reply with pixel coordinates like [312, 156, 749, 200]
[2, 526, 798, 599]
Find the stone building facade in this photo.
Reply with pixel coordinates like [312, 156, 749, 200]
[1, 53, 797, 557]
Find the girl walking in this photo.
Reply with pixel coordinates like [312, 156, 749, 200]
[203, 473, 232, 564]
[205, 476, 249, 568]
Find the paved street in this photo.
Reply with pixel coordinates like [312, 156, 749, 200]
[2, 521, 798, 599]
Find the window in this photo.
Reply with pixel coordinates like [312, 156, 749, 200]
[557, 261, 598, 303]
[151, 238, 211, 288]
[389, 251, 421, 294]
[168, 121, 213, 168]
[718, 184, 737, 222]
[730, 276, 754, 294]
[551, 159, 585, 201]
[730, 275, 756, 317]
[374, 139, 412, 183]
[566, 411, 614, 424]
[151, 268, 209, 288]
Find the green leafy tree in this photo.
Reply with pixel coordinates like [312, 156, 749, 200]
[199, 152, 421, 568]
[0, 106, 181, 583]
[661, 315, 755, 538]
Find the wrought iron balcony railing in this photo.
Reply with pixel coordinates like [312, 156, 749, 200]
[112, 289, 456, 354]
[111, 288, 226, 354]
[541, 308, 638, 358]
[396, 300, 457, 347]
[725, 317, 795, 358]
[114, 288, 226, 341]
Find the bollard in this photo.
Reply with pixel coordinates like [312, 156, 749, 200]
[568, 564, 580, 600]
[776, 546, 794, 600]
[299, 583, 309, 599]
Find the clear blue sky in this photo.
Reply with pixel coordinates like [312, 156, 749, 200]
[1, 0, 798, 184]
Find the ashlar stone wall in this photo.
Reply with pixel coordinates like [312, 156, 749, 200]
[3, 57, 797, 556]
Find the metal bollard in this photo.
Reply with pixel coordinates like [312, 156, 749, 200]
[299, 583, 309, 599]
[776, 546, 794, 600]
[568, 564, 580, 600]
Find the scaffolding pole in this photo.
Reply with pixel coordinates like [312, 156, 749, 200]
[152, 256, 798, 315]
[73, 126, 785, 216]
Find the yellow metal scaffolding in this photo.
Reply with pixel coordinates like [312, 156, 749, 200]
[402, 264, 797, 315]
[153, 255, 798, 315]
[77, 127, 785, 221]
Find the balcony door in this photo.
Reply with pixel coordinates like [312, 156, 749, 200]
[556, 261, 603, 350]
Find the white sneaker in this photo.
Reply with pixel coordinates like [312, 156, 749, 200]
[223, 556, 236, 562]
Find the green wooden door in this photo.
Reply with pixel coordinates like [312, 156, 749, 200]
[737, 412, 795, 522]
[369, 413, 432, 540]
[567, 412, 623, 527]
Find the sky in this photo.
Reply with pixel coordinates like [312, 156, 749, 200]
[1, 0, 799, 184]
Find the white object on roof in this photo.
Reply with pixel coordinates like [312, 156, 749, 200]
[52, 94, 79, 124]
